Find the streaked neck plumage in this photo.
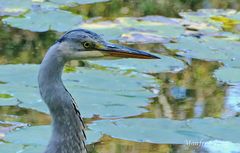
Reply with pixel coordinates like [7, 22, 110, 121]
[38, 43, 87, 153]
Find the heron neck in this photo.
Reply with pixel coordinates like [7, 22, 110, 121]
[38, 44, 66, 111]
[38, 43, 64, 88]
[38, 43, 71, 126]
[38, 43, 86, 153]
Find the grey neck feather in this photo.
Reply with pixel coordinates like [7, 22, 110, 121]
[38, 43, 87, 153]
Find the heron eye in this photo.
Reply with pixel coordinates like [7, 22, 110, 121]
[83, 42, 91, 48]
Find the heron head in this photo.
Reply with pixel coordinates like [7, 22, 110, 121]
[57, 29, 159, 60]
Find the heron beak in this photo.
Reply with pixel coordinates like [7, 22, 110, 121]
[98, 43, 160, 59]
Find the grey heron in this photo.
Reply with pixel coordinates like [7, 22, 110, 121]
[38, 29, 159, 153]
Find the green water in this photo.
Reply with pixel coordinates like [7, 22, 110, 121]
[0, 0, 240, 153]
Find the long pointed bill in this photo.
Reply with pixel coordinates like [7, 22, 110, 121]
[98, 43, 160, 59]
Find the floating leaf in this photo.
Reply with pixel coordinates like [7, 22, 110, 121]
[204, 140, 240, 153]
[0, 65, 157, 118]
[165, 36, 240, 67]
[81, 21, 125, 40]
[4, 125, 102, 145]
[0, 0, 32, 16]
[231, 12, 240, 21]
[120, 32, 170, 43]
[0, 98, 18, 106]
[87, 55, 185, 73]
[89, 117, 240, 144]
[211, 16, 240, 32]
[0, 144, 45, 153]
[0, 144, 23, 153]
[179, 9, 240, 33]
[2, 125, 102, 153]
[180, 9, 237, 23]
[3, 9, 82, 32]
[214, 67, 240, 84]
[49, 0, 109, 5]
[81, 17, 184, 42]
[138, 16, 179, 25]
[0, 0, 107, 17]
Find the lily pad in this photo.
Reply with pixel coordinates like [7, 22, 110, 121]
[0, 0, 107, 17]
[1, 125, 102, 153]
[138, 16, 179, 25]
[0, 144, 45, 153]
[0, 92, 16, 106]
[165, 36, 240, 67]
[87, 55, 186, 73]
[0, 65, 157, 118]
[81, 17, 185, 42]
[89, 117, 240, 144]
[211, 16, 240, 32]
[0, 0, 32, 16]
[20, 145, 45, 153]
[204, 140, 240, 153]
[3, 9, 82, 32]
[120, 32, 171, 43]
[213, 67, 240, 84]
[180, 9, 237, 23]
[0, 144, 23, 153]
[231, 12, 240, 21]
[49, 0, 109, 5]
[179, 9, 240, 34]
[4, 125, 102, 145]
[80, 20, 125, 40]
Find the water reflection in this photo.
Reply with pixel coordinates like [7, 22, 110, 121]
[0, 120, 27, 143]
[224, 84, 240, 117]
[63, 0, 240, 18]
[89, 136, 175, 153]
[0, 21, 56, 64]
[88, 136, 212, 153]
[135, 60, 230, 119]
[0, 106, 50, 125]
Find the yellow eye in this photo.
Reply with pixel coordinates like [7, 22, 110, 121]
[83, 42, 91, 48]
